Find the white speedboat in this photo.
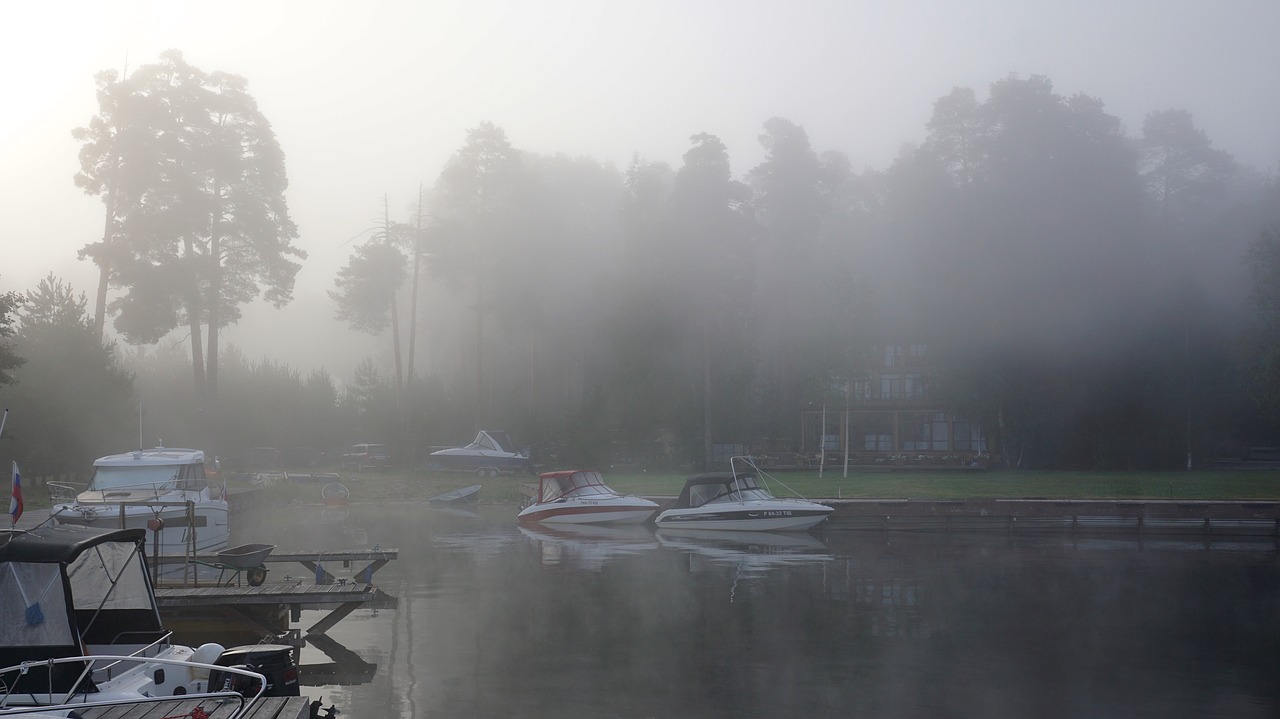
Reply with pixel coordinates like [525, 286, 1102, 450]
[51, 446, 229, 558]
[428, 430, 531, 477]
[653, 463, 833, 532]
[517, 470, 659, 525]
[0, 524, 298, 715]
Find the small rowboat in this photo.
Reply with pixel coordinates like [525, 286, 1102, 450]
[322, 481, 350, 506]
[428, 484, 482, 505]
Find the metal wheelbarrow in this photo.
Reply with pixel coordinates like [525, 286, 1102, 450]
[213, 543, 276, 586]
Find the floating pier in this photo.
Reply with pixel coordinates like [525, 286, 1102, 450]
[154, 547, 399, 634]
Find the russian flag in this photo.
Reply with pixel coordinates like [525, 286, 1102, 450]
[9, 461, 22, 526]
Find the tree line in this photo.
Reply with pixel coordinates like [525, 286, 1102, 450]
[2, 54, 1279, 477]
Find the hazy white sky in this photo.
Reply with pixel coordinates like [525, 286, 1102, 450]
[2, 0, 1278, 374]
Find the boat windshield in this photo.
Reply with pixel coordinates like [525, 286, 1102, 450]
[688, 475, 775, 507]
[541, 471, 620, 502]
[467, 430, 519, 454]
[87, 464, 202, 492]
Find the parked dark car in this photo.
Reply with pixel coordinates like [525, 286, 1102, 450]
[340, 443, 392, 470]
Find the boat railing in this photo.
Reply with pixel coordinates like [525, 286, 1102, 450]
[46, 482, 84, 503]
[729, 455, 811, 501]
[0, 654, 266, 716]
[88, 632, 173, 679]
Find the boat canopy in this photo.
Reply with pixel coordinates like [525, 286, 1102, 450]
[670, 473, 775, 509]
[0, 525, 164, 678]
[537, 471, 620, 503]
[467, 430, 519, 454]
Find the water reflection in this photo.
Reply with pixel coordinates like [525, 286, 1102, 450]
[656, 528, 833, 574]
[519, 523, 659, 571]
[221, 502, 1280, 718]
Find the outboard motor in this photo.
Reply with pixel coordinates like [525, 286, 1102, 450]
[208, 644, 300, 697]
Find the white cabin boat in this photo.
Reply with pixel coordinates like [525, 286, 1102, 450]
[51, 447, 228, 558]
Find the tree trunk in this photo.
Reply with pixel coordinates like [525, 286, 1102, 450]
[407, 186, 423, 385]
[702, 308, 713, 471]
[206, 183, 223, 400]
[182, 238, 207, 404]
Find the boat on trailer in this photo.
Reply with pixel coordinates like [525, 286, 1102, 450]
[427, 430, 531, 477]
[517, 470, 658, 525]
[0, 524, 299, 716]
[50, 446, 229, 559]
[653, 457, 834, 532]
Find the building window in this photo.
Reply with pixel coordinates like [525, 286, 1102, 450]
[909, 344, 926, 365]
[901, 412, 949, 451]
[881, 374, 902, 400]
[953, 420, 987, 452]
[855, 415, 893, 451]
[884, 345, 904, 368]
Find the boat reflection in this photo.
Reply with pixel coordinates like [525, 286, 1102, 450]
[519, 522, 659, 571]
[655, 528, 833, 575]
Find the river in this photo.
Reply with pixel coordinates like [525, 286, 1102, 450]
[223, 501, 1280, 718]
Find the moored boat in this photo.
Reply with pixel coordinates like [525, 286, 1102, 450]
[517, 470, 659, 525]
[50, 446, 228, 558]
[0, 524, 299, 715]
[653, 460, 833, 532]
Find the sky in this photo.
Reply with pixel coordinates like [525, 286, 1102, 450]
[2, 0, 1279, 377]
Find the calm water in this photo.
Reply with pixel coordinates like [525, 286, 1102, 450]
[224, 502, 1280, 718]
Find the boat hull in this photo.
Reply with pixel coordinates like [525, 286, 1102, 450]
[52, 502, 229, 556]
[428, 452, 530, 475]
[654, 501, 833, 532]
[518, 499, 658, 525]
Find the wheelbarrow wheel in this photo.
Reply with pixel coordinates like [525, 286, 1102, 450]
[247, 566, 268, 587]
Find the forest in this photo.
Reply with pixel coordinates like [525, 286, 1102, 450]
[2, 52, 1279, 477]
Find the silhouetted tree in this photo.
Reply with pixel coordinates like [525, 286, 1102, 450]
[331, 198, 412, 389]
[671, 132, 754, 468]
[432, 122, 523, 429]
[1140, 109, 1236, 220]
[1244, 224, 1280, 427]
[0, 280, 24, 387]
[6, 276, 135, 477]
[76, 50, 303, 408]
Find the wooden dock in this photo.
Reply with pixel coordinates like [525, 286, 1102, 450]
[153, 547, 399, 634]
[156, 581, 379, 635]
[52, 695, 315, 719]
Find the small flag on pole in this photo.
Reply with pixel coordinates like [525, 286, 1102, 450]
[9, 461, 23, 526]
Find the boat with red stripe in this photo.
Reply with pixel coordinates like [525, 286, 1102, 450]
[517, 470, 658, 525]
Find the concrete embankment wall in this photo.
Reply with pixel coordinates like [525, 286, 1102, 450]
[823, 498, 1280, 536]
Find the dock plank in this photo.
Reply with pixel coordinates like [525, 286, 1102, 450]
[155, 583, 375, 607]
[55, 696, 311, 719]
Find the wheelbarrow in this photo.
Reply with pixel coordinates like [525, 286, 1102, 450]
[211, 543, 276, 586]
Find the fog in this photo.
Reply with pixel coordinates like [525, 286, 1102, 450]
[2, 1, 1280, 470]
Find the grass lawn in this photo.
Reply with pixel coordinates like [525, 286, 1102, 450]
[248, 467, 1280, 506]
[21, 467, 1280, 510]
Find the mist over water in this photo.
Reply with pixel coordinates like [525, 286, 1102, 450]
[224, 503, 1280, 718]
